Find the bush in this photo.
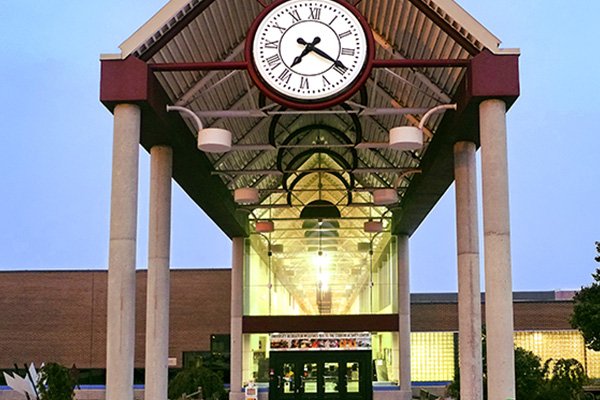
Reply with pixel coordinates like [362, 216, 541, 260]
[539, 358, 587, 400]
[168, 365, 226, 400]
[447, 351, 588, 400]
[37, 363, 76, 400]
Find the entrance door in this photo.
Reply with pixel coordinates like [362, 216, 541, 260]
[269, 351, 372, 400]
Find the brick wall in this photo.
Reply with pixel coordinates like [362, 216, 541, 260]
[0, 269, 230, 369]
[0, 270, 575, 369]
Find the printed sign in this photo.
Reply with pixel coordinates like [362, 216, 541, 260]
[270, 332, 371, 351]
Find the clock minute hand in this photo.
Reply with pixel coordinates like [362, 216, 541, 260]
[310, 46, 347, 70]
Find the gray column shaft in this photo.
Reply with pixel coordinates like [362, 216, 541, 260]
[106, 104, 140, 400]
[480, 99, 516, 400]
[230, 237, 244, 400]
[398, 235, 411, 400]
[145, 145, 173, 400]
[454, 141, 483, 400]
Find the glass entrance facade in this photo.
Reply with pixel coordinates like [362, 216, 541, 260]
[243, 234, 398, 316]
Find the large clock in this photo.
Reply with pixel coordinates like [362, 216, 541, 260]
[246, 0, 373, 109]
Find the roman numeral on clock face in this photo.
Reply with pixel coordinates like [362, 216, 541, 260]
[333, 63, 348, 75]
[278, 68, 292, 84]
[341, 48, 355, 56]
[266, 54, 282, 69]
[309, 7, 321, 20]
[272, 23, 287, 33]
[300, 76, 310, 89]
[288, 10, 301, 22]
[264, 40, 279, 49]
[338, 30, 352, 39]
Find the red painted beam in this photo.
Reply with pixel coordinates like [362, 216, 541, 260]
[148, 58, 468, 72]
[372, 58, 469, 69]
[148, 61, 248, 72]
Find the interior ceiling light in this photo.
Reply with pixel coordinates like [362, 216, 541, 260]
[364, 220, 383, 233]
[255, 220, 274, 233]
[372, 188, 398, 205]
[389, 103, 457, 150]
[167, 105, 232, 153]
[234, 187, 259, 204]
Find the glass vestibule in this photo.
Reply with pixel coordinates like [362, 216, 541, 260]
[243, 234, 398, 316]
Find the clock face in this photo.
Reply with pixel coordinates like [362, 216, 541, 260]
[251, 0, 369, 102]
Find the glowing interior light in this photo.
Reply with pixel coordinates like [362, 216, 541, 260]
[318, 271, 330, 291]
[312, 253, 331, 269]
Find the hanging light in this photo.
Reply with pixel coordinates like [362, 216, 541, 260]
[167, 105, 232, 153]
[389, 104, 457, 150]
[364, 220, 383, 233]
[234, 187, 259, 204]
[255, 220, 274, 233]
[372, 188, 398, 205]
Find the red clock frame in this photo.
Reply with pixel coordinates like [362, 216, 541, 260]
[244, 0, 375, 110]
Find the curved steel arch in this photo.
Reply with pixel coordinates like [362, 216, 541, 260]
[276, 124, 358, 172]
[285, 170, 353, 206]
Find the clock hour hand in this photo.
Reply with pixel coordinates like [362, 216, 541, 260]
[292, 37, 321, 68]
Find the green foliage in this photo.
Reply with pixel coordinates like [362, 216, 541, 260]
[168, 365, 226, 400]
[36, 363, 76, 400]
[538, 358, 588, 400]
[447, 347, 587, 400]
[514, 347, 545, 399]
[571, 242, 600, 351]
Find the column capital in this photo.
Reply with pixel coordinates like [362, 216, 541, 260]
[469, 49, 520, 108]
[100, 56, 151, 109]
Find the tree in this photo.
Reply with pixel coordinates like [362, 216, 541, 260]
[571, 241, 600, 351]
[36, 363, 76, 400]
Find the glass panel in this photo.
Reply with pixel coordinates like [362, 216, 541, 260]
[244, 233, 398, 315]
[301, 362, 318, 393]
[346, 362, 359, 393]
[410, 332, 456, 382]
[324, 362, 339, 393]
[283, 363, 295, 394]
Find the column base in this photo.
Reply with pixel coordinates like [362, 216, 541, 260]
[229, 390, 245, 400]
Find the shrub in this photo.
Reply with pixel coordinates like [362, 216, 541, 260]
[36, 363, 76, 400]
[168, 365, 226, 400]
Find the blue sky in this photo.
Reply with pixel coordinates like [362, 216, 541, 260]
[0, 1, 598, 293]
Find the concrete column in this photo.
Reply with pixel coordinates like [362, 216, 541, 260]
[454, 141, 483, 400]
[106, 103, 141, 400]
[230, 237, 245, 400]
[479, 99, 516, 400]
[145, 145, 173, 400]
[397, 235, 411, 400]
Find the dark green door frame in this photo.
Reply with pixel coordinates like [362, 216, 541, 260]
[269, 350, 372, 400]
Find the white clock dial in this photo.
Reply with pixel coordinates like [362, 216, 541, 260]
[252, 0, 368, 101]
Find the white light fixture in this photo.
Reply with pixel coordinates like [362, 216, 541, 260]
[234, 187, 259, 204]
[167, 105, 232, 153]
[255, 220, 274, 233]
[364, 220, 383, 233]
[372, 188, 398, 205]
[389, 103, 457, 150]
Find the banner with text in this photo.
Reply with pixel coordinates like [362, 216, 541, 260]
[270, 332, 371, 351]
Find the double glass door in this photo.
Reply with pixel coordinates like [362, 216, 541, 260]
[269, 351, 372, 400]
